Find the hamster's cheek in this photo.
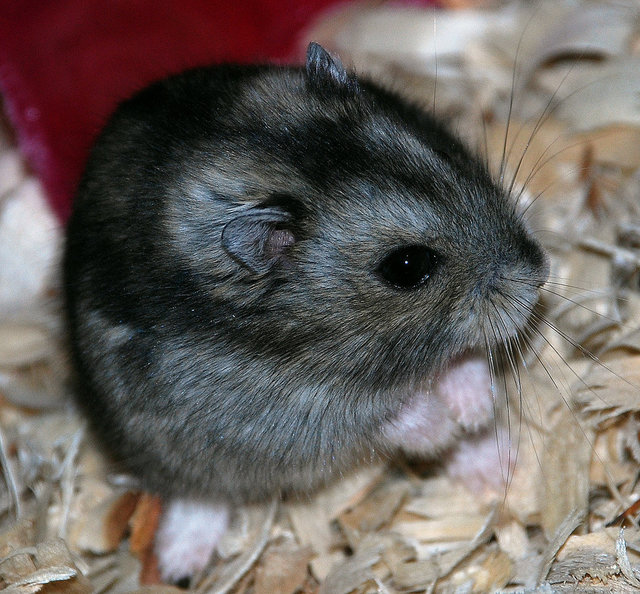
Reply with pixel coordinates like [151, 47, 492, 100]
[154, 499, 230, 583]
[433, 353, 494, 432]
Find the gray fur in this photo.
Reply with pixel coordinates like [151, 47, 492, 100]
[63, 44, 548, 503]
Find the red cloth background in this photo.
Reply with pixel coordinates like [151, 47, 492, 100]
[0, 1, 434, 220]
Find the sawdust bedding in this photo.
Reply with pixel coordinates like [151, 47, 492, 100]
[1, 0, 640, 592]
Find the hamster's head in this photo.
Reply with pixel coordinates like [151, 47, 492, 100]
[164, 43, 549, 395]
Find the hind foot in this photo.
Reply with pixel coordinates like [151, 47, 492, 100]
[154, 498, 230, 583]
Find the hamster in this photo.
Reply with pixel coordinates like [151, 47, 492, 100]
[63, 43, 548, 580]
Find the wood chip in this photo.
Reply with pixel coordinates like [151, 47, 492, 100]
[253, 539, 314, 594]
[540, 407, 593, 538]
[68, 490, 139, 554]
[318, 543, 383, 594]
[394, 516, 487, 543]
[2, 1, 640, 592]
[338, 478, 408, 534]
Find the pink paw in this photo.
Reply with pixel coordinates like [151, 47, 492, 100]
[445, 428, 515, 495]
[155, 499, 230, 582]
[383, 389, 459, 454]
[383, 353, 494, 457]
[435, 353, 494, 431]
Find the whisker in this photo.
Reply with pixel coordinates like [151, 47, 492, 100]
[513, 295, 640, 400]
[504, 64, 620, 204]
[539, 287, 622, 323]
[542, 278, 614, 294]
[519, 306, 627, 504]
[497, 0, 540, 187]
[485, 312, 513, 495]
[515, 128, 620, 212]
[432, 10, 438, 115]
[493, 305, 525, 491]
[499, 275, 631, 327]
[493, 318, 558, 495]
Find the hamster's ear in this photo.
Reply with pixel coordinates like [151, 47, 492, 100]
[305, 42, 358, 94]
[222, 203, 298, 275]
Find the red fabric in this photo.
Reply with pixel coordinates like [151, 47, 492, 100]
[0, 1, 434, 220]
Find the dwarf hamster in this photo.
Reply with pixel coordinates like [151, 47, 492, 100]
[63, 43, 547, 576]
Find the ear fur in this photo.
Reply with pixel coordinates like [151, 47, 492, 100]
[222, 206, 296, 275]
[305, 42, 359, 94]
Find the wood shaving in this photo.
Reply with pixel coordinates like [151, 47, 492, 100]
[2, 0, 640, 592]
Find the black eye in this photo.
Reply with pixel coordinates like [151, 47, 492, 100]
[376, 244, 439, 290]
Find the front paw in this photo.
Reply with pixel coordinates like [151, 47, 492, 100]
[445, 428, 514, 496]
[383, 390, 459, 455]
[435, 353, 494, 432]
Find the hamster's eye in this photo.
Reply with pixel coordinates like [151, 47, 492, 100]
[376, 245, 439, 290]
